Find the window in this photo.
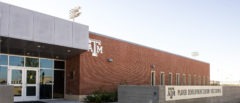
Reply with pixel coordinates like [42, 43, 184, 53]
[0, 54, 65, 99]
[53, 60, 65, 98]
[27, 86, 36, 96]
[40, 69, 53, 85]
[40, 59, 65, 99]
[182, 74, 186, 85]
[0, 54, 8, 85]
[27, 70, 36, 84]
[9, 56, 24, 66]
[194, 75, 197, 85]
[0, 54, 8, 65]
[206, 76, 210, 85]
[198, 76, 201, 85]
[14, 86, 22, 96]
[176, 73, 180, 85]
[0, 66, 7, 85]
[160, 72, 165, 85]
[26, 57, 39, 67]
[40, 59, 54, 99]
[53, 70, 64, 98]
[203, 76, 206, 85]
[11, 69, 22, 84]
[40, 59, 53, 68]
[168, 73, 172, 85]
[151, 71, 155, 86]
[54, 61, 65, 69]
[188, 74, 191, 85]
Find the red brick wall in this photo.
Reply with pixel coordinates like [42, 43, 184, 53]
[66, 54, 81, 95]
[77, 33, 210, 95]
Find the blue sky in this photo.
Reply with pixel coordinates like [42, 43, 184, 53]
[1, 0, 240, 83]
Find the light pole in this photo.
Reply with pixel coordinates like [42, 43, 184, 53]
[69, 6, 81, 21]
[191, 52, 199, 58]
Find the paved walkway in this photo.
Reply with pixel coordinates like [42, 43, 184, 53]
[42, 100, 82, 103]
[15, 100, 117, 103]
[42, 100, 118, 103]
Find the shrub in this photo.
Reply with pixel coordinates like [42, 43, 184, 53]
[84, 89, 118, 103]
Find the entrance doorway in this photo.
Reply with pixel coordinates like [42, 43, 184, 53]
[9, 67, 39, 101]
[0, 54, 65, 102]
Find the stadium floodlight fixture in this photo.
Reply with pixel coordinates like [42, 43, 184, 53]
[69, 6, 81, 21]
[191, 52, 199, 57]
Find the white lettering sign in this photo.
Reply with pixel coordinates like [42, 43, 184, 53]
[165, 86, 222, 101]
[89, 39, 103, 57]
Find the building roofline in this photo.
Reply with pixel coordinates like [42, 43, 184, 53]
[89, 31, 209, 64]
[0, 1, 88, 27]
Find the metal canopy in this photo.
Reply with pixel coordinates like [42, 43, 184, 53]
[0, 36, 85, 59]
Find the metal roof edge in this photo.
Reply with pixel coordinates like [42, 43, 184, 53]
[89, 31, 210, 65]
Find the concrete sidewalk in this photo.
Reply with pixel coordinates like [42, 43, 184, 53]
[42, 100, 82, 103]
[42, 100, 118, 103]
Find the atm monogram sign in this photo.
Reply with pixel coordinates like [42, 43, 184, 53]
[89, 39, 103, 57]
[165, 86, 222, 101]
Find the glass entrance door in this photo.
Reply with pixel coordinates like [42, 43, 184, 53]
[3, 54, 65, 102]
[24, 69, 38, 101]
[9, 67, 39, 101]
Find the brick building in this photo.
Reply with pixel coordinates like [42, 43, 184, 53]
[67, 32, 210, 98]
[0, 2, 209, 102]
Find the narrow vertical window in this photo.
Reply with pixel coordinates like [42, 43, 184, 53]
[53, 60, 65, 98]
[203, 76, 205, 85]
[188, 74, 191, 85]
[206, 76, 209, 85]
[40, 59, 53, 99]
[0, 66, 7, 85]
[176, 73, 180, 85]
[194, 75, 197, 85]
[160, 72, 165, 85]
[151, 71, 155, 86]
[0, 54, 8, 85]
[182, 74, 186, 85]
[168, 73, 172, 85]
[198, 76, 201, 85]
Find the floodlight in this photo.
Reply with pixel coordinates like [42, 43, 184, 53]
[69, 6, 81, 21]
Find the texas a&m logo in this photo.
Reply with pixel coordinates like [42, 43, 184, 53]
[88, 39, 103, 57]
[167, 87, 176, 99]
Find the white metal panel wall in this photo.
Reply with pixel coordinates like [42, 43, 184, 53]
[54, 18, 73, 47]
[0, 1, 89, 50]
[0, 2, 9, 37]
[33, 12, 54, 44]
[73, 22, 89, 49]
[9, 5, 34, 41]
